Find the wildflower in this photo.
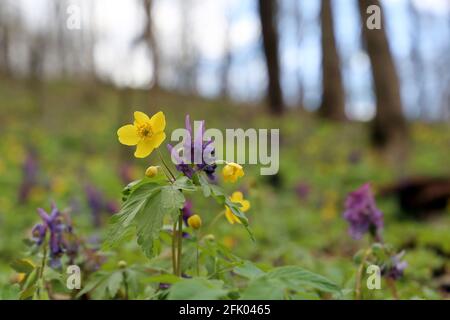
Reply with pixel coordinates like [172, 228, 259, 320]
[187, 214, 202, 229]
[181, 201, 193, 225]
[383, 251, 408, 280]
[225, 191, 250, 224]
[33, 203, 67, 269]
[167, 115, 217, 180]
[222, 162, 244, 183]
[343, 183, 384, 242]
[117, 111, 166, 158]
[295, 182, 311, 201]
[145, 165, 159, 178]
[18, 148, 38, 204]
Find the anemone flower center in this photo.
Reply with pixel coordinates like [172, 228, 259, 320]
[137, 123, 153, 138]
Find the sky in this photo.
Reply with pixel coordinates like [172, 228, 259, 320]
[12, 0, 450, 120]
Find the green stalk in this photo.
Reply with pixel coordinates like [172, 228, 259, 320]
[172, 221, 178, 275]
[355, 248, 372, 300]
[177, 213, 183, 277]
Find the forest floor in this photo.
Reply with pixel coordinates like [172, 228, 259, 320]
[0, 78, 449, 299]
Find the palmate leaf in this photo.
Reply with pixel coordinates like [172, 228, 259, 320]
[103, 181, 185, 258]
[240, 266, 341, 300]
[135, 185, 185, 258]
[266, 266, 341, 294]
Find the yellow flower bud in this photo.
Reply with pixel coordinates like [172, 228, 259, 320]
[222, 162, 244, 183]
[187, 214, 202, 229]
[118, 260, 127, 269]
[145, 166, 159, 178]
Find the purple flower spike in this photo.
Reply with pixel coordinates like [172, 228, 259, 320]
[167, 115, 217, 181]
[343, 183, 384, 242]
[385, 251, 408, 280]
[32, 203, 78, 269]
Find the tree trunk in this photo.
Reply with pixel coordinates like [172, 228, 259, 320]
[258, 0, 284, 115]
[319, 0, 346, 121]
[358, 0, 408, 148]
[142, 0, 159, 88]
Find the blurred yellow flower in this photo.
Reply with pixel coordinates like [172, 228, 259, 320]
[222, 162, 244, 183]
[117, 111, 166, 158]
[225, 191, 250, 224]
[321, 191, 338, 222]
[223, 236, 236, 249]
[187, 214, 202, 229]
[145, 165, 159, 178]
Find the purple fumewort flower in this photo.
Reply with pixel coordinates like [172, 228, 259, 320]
[18, 149, 39, 204]
[85, 184, 119, 227]
[295, 182, 311, 201]
[32, 203, 78, 269]
[181, 201, 193, 224]
[343, 183, 384, 242]
[383, 251, 408, 280]
[167, 115, 217, 181]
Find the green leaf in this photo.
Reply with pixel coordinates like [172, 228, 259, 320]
[10, 259, 35, 274]
[107, 272, 123, 298]
[173, 176, 197, 192]
[104, 181, 185, 258]
[266, 266, 341, 294]
[168, 278, 228, 300]
[145, 274, 181, 284]
[233, 261, 265, 280]
[240, 276, 286, 300]
[104, 182, 161, 248]
[135, 185, 185, 258]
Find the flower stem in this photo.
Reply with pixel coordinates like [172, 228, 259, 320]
[123, 271, 129, 300]
[208, 211, 225, 231]
[355, 248, 372, 300]
[387, 278, 399, 300]
[196, 237, 200, 276]
[172, 221, 177, 275]
[37, 239, 47, 300]
[177, 213, 183, 277]
[157, 148, 176, 181]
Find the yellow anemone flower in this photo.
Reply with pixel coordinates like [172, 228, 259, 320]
[117, 111, 166, 158]
[222, 162, 244, 183]
[225, 191, 250, 224]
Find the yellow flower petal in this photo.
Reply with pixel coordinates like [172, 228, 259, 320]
[240, 200, 250, 212]
[134, 111, 150, 125]
[231, 191, 244, 202]
[225, 208, 241, 224]
[117, 124, 140, 146]
[151, 131, 166, 149]
[134, 139, 155, 158]
[149, 111, 166, 133]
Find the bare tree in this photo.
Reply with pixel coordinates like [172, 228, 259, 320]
[0, 0, 11, 76]
[258, 0, 284, 115]
[292, 0, 305, 108]
[139, 0, 159, 87]
[319, 0, 346, 120]
[358, 0, 408, 148]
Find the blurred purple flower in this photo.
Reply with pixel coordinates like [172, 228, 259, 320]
[343, 183, 383, 242]
[167, 115, 216, 181]
[348, 150, 362, 165]
[181, 201, 193, 224]
[295, 182, 311, 201]
[384, 251, 408, 280]
[18, 149, 39, 204]
[85, 184, 118, 227]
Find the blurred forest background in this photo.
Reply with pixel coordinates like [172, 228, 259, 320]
[0, 0, 450, 299]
